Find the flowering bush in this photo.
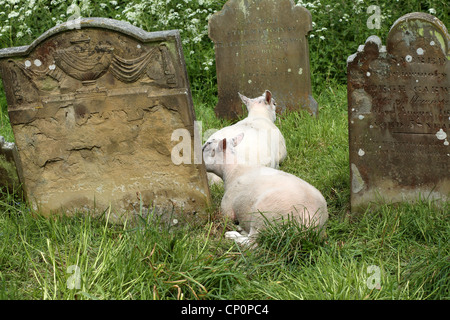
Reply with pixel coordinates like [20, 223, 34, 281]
[0, 0, 448, 99]
[0, 0, 226, 100]
[297, 0, 448, 87]
[116, 0, 226, 98]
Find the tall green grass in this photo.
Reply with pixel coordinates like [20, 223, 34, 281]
[1, 185, 448, 300]
[1, 83, 448, 300]
[0, 195, 248, 300]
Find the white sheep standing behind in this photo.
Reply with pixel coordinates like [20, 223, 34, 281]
[203, 90, 287, 185]
[202, 132, 328, 245]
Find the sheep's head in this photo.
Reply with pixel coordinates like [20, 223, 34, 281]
[238, 90, 277, 122]
[202, 133, 244, 178]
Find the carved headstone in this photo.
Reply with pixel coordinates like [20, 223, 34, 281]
[209, 0, 317, 119]
[347, 13, 449, 212]
[0, 18, 211, 221]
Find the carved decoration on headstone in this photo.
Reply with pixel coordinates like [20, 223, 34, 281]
[209, 0, 317, 119]
[347, 13, 449, 212]
[0, 18, 211, 221]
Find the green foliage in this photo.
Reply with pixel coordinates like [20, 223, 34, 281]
[254, 213, 327, 265]
[301, 0, 449, 90]
[0, 193, 245, 299]
[1, 188, 448, 300]
[0, 81, 12, 140]
[0, 0, 226, 106]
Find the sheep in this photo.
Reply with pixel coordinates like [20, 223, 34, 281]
[202, 132, 328, 245]
[203, 90, 287, 185]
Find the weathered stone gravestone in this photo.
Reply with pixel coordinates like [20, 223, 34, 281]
[0, 18, 211, 221]
[209, 0, 317, 119]
[0, 136, 22, 194]
[347, 13, 449, 212]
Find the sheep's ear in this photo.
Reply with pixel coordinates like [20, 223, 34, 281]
[218, 138, 226, 152]
[271, 97, 277, 112]
[264, 90, 272, 104]
[232, 132, 244, 147]
[238, 92, 251, 111]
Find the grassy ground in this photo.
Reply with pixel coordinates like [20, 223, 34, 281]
[1, 82, 448, 300]
[0, 0, 449, 300]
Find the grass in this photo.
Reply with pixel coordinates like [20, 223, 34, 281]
[1, 189, 448, 300]
[1, 82, 448, 300]
[0, 0, 449, 300]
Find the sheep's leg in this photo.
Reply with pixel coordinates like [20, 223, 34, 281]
[207, 172, 223, 186]
[247, 227, 259, 244]
[225, 226, 259, 247]
[225, 231, 250, 245]
[220, 196, 237, 222]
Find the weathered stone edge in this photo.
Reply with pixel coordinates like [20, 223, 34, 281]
[0, 17, 180, 58]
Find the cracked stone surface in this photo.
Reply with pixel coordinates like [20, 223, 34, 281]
[0, 18, 211, 221]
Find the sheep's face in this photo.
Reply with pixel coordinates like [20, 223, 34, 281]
[202, 139, 224, 176]
[202, 133, 244, 178]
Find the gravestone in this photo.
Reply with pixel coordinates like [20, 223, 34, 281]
[209, 0, 317, 119]
[347, 13, 449, 212]
[0, 136, 22, 194]
[0, 18, 211, 221]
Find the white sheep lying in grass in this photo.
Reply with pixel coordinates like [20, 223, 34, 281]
[202, 132, 328, 245]
[203, 90, 287, 185]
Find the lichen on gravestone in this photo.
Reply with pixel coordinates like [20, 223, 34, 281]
[0, 18, 211, 221]
[347, 12, 450, 212]
[209, 0, 317, 119]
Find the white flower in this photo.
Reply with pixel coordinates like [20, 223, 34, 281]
[319, 36, 325, 40]
[428, 8, 436, 15]
[192, 35, 202, 43]
[7, 11, 19, 18]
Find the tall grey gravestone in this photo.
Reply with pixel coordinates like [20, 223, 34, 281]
[209, 0, 317, 120]
[347, 13, 449, 212]
[0, 18, 211, 222]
